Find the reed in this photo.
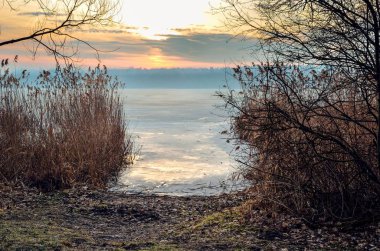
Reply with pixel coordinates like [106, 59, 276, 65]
[0, 61, 133, 191]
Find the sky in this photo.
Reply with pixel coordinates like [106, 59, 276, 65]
[0, 0, 257, 69]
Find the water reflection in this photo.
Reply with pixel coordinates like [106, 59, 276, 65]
[111, 89, 247, 196]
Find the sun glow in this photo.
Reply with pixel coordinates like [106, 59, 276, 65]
[0, 0, 233, 68]
[120, 0, 221, 39]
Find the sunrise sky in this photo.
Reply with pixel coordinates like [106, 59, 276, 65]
[0, 0, 255, 69]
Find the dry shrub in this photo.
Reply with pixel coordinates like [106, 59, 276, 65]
[0, 60, 133, 191]
[220, 63, 380, 222]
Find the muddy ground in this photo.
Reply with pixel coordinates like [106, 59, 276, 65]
[0, 186, 379, 250]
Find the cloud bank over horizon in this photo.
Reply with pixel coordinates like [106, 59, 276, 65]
[0, 0, 261, 69]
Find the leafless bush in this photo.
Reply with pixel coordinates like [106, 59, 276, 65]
[0, 59, 133, 191]
[219, 63, 380, 222]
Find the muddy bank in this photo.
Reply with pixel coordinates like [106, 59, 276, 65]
[0, 187, 379, 250]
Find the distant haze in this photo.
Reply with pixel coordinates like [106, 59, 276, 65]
[23, 67, 240, 89]
[110, 68, 238, 89]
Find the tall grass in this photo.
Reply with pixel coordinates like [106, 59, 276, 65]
[0, 60, 133, 191]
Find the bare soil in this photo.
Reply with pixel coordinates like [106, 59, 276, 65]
[0, 186, 379, 250]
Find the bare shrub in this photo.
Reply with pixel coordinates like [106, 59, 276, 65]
[0, 60, 133, 191]
[219, 63, 380, 221]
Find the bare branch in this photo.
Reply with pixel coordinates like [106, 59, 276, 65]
[0, 0, 120, 64]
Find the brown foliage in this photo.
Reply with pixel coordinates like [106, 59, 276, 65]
[0, 60, 133, 191]
[220, 64, 380, 221]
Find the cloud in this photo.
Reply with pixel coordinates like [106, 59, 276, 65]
[87, 39, 152, 56]
[144, 32, 261, 63]
[0, 21, 262, 68]
[17, 12, 66, 17]
[171, 28, 193, 33]
[79, 24, 140, 34]
[82, 28, 128, 34]
[77, 31, 258, 64]
[73, 31, 263, 68]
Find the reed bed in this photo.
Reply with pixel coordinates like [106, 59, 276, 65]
[0, 61, 133, 191]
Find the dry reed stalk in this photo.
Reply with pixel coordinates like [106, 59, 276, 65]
[0, 61, 133, 191]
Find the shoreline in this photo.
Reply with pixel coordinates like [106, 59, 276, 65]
[0, 186, 379, 250]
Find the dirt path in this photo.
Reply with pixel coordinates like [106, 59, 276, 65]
[0, 187, 379, 250]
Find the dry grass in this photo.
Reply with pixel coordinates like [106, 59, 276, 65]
[220, 64, 380, 222]
[0, 61, 133, 191]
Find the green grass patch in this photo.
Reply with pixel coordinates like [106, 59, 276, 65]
[0, 220, 93, 250]
[192, 209, 243, 231]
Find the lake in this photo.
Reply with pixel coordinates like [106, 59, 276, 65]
[111, 89, 246, 196]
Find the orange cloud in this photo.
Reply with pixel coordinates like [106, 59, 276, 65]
[0, 0, 250, 69]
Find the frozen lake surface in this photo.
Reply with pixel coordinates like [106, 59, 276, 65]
[111, 89, 247, 196]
